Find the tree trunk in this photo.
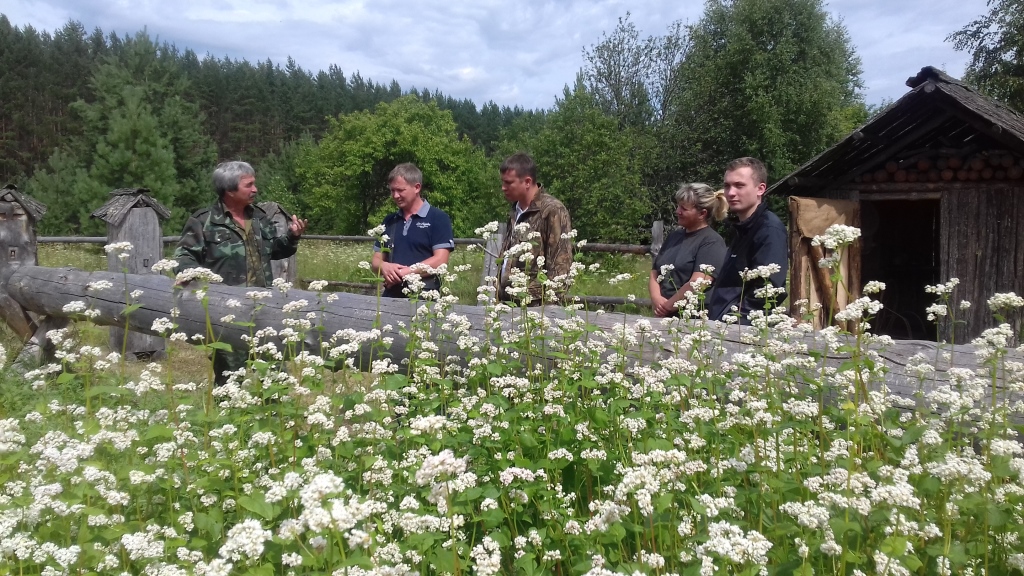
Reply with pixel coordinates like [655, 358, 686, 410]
[5, 266, 1019, 403]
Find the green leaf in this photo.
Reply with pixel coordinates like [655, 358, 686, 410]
[144, 424, 173, 440]
[519, 432, 539, 448]
[987, 504, 1008, 527]
[903, 554, 923, 572]
[194, 511, 223, 539]
[86, 385, 125, 398]
[238, 495, 275, 520]
[207, 341, 234, 352]
[242, 564, 274, 576]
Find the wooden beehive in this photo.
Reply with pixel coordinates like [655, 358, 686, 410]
[0, 184, 46, 339]
[91, 188, 171, 359]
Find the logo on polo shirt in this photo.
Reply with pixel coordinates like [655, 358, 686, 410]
[416, 222, 431, 229]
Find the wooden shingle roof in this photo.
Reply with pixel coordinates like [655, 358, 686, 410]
[769, 66, 1024, 196]
[0, 184, 47, 221]
[91, 188, 172, 226]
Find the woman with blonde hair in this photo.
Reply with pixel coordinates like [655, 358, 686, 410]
[648, 183, 728, 317]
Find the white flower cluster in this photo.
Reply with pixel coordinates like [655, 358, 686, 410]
[810, 224, 861, 250]
[175, 268, 223, 284]
[925, 278, 959, 296]
[218, 518, 272, 562]
[696, 521, 772, 568]
[103, 241, 133, 260]
[863, 280, 886, 295]
[834, 297, 884, 322]
[739, 263, 781, 282]
[988, 292, 1024, 312]
[150, 259, 179, 274]
[86, 280, 113, 292]
[470, 536, 501, 576]
[474, 221, 500, 237]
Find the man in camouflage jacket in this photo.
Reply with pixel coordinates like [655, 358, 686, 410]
[174, 161, 307, 383]
[497, 153, 574, 304]
[174, 203, 300, 287]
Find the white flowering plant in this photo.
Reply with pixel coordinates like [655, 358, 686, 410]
[5, 243, 1024, 576]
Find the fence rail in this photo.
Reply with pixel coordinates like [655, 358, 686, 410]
[38, 235, 656, 255]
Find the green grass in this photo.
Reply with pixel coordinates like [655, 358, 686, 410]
[292, 240, 653, 305]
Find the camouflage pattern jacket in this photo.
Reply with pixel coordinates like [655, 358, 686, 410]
[174, 201, 299, 287]
[497, 188, 574, 303]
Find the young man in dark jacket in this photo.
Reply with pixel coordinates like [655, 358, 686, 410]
[706, 157, 788, 323]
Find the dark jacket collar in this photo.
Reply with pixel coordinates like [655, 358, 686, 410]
[510, 186, 555, 216]
[732, 200, 769, 233]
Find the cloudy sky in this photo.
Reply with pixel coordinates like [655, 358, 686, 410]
[2, 0, 987, 110]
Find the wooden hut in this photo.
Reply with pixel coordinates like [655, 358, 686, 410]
[0, 184, 46, 339]
[91, 187, 171, 359]
[770, 66, 1024, 342]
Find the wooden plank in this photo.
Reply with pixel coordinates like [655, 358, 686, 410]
[837, 183, 1024, 195]
[786, 176, 829, 188]
[829, 114, 954, 192]
[578, 243, 650, 255]
[858, 191, 942, 201]
[849, 205, 863, 302]
[41, 233, 654, 257]
[300, 234, 487, 246]
[38, 236, 108, 244]
[809, 244, 839, 328]
[106, 208, 165, 358]
[788, 198, 806, 319]
[650, 220, 665, 259]
[480, 223, 506, 287]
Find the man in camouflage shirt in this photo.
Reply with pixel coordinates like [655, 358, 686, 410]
[174, 161, 307, 384]
[497, 153, 574, 304]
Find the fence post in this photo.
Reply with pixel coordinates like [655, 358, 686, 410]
[480, 223, 506, 289]
[650, 220, 665, 259]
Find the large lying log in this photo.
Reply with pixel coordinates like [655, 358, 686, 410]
[5, 266, 1020, 402]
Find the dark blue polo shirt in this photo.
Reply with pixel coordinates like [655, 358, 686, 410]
[374, 201, 455, 297]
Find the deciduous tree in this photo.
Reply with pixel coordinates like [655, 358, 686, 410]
[671, 0, 863, 182]
[948, 0, 1024, 111]
[296, 96, 498, 237]
[533, 81, 652, 243]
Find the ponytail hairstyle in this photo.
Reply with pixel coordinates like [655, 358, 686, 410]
[674, 183, 729, 224]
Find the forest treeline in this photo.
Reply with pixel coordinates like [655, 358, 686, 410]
[1, 0, 1014, 240]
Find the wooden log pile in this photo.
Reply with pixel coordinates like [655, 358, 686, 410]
[854, 148, 1024, 184]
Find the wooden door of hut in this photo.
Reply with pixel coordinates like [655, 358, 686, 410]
[788, 196, 861, 330]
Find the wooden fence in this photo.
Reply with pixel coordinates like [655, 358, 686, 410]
[37, 220, 668, 308]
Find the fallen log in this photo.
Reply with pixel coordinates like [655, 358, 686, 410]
[4, 266, 1021, 404]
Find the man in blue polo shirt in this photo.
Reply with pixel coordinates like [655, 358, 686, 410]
[371, 163, 455, 298]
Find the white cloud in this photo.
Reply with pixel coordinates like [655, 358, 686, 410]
[1, 0, 987, 109]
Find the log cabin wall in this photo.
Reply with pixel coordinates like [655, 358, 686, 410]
[940, 184, 1024, 342]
